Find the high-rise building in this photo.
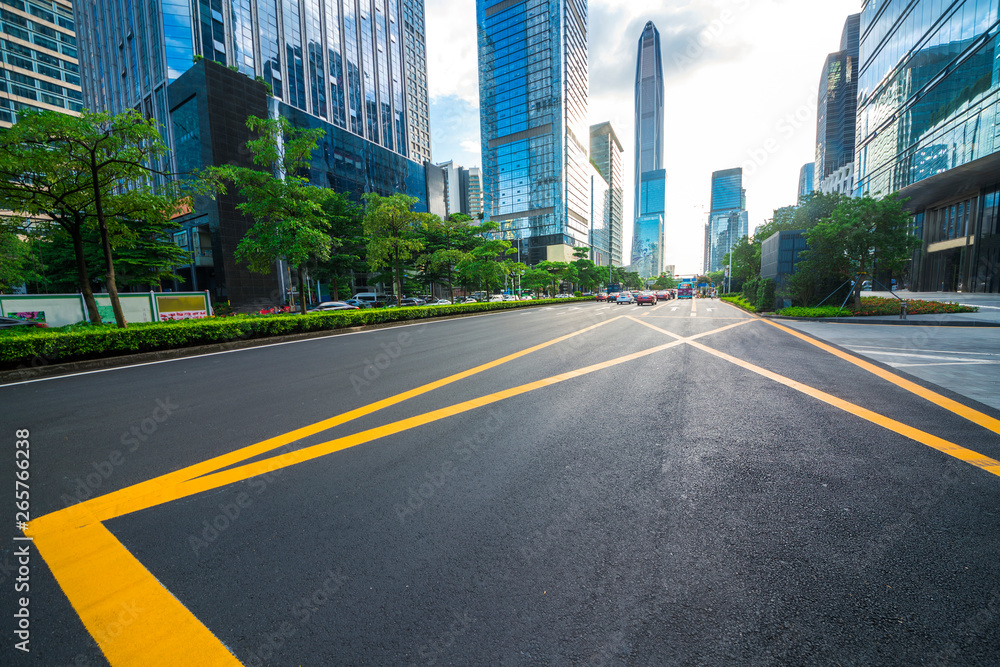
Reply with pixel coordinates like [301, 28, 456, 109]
[477, 0, 590, 265]
[71, 1, 432, 306]
[73, 0, 430, 164]
[856, 0, 1000, 292]
[798, 163, 814, 202]
[815, 13, 859, 195]
[590, 121, 624, 266]
[704, 167, 748, 273]
[431, 160, 484, 219]
[0, 0, 82, 127]
[631, 20, 665, 278]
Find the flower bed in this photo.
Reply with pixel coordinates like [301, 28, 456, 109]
[850, 297, 977, 316]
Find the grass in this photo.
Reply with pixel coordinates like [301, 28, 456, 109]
[777, 297, 978, 318]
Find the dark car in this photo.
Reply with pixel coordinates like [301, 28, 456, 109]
[635, 292, 657, 306]
[0, 316, 43, 329]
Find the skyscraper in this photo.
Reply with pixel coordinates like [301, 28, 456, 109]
[73, 0, 430, 164]
[815, 13, 859, 195]
[631, 20, 665, 278]
[704, 167, 747, 274]
[590, 121, 624, 266]
[798, 163, 814, 202]
[477, 0, 590, 265]
[0, 0, 82, 127]
[856, 0, 1000, 292]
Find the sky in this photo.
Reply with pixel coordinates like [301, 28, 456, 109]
[425, 0, 863, 276]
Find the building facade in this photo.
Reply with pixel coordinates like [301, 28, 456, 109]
[856, 0, 1000, 292]
[798, 162, 814, 202]
[73, 0, 430, 168]
[631, 20, 665, 278]
[477, 0, 590, 266]
[704, 167, 748, 273]
[0, 0, 82, 126]
[816, 13, 860, 191]
[590, 121, 624, 266]
[430, 160, 484, 219]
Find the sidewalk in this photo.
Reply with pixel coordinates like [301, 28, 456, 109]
[771, 290, 1000, 326]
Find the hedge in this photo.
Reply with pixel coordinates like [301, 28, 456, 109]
[0, 297, 590, 369]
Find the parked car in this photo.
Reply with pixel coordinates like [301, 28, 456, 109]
[635, 292, 657, 306]
[428, 299, 452, 306]
[615, 293, 635, 305]
[341, 298, 372, 309]
[0, 316, 43, 329]
[308, 301, 359, 312]
[457, 297, 478, 304]
[489, 294, 504, 302]
[502, 294, 517, 301]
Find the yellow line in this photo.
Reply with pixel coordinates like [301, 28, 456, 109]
[691, 298, 697, 315]
[29, 519, 241, 666]
[39, 337, 690, 529]
[686, 339, 1000, 477]
[762, 319, 1000, 437]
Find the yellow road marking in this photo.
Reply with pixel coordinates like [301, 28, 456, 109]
[691, 298, 697, 316]
[763, 319, 1000, 437]
[686, 339, 1000, 477]
[30, 519, 241, 666]
[631, 316, 1000, 477]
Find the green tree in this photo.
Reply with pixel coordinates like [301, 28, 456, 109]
[363, 192, 428, 302]
[797, 194, 919, 309]
[315, 192, 365, 301]
[652, 273, 676, 289]
[0, 109, 188, 326]
[0, 224, 34, 292]
[207, 116, 337, 314]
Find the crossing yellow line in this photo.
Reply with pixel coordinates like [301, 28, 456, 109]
[762, 319, 1000, 437]
[34, 313, 753, 667]
[631, 317, 1000, 478]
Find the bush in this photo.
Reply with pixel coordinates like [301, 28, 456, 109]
[574, 290, 582, 297]
[851, 297, 977, 316]
[0, 297, 591, 369]
[721, 295, 756, 312]
[778, 306, 851, 318]
[755, 278, 776, 312]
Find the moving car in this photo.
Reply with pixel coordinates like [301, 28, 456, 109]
[596, 293, 609, 302]
[0, 316, 43, 329]
[615, 293, 634, 305]
[635, 292, 657, 306]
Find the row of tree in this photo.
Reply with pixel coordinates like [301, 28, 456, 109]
[0, 110, 658, 325]
[720, 192, 917, 309]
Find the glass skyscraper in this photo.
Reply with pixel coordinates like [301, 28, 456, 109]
[631, 20, 665, 278]
[798, 162, 815, 202]
[0, 0, 82, 126]
[72, 0, 431, 164]
[815, 13, 859, 192]
[856, 0, 1000, 292]
[590, 121, 624, 266]
[477, 0, 590, 265]
[704, 167, 747, 274]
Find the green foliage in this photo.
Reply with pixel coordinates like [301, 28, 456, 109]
[0, 298, 589, 368]
[778, 306, 851, 318]
[574, 290, 582, 297]
[652, 273, 676, 289]
[363, 192, 430, 301]
[851, 297, 977, 316]
[0, 224, 33, 291]
[720, 294, 756, 312]
[740, 277, 776, 312]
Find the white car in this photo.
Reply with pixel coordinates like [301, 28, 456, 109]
[615, 293, 634, 305]
[502, 294, 517, 301]
[489, 294, 504, 302]
[428, 299, 452, 306]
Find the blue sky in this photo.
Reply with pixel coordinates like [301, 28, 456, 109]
[426, 0, 863, 275]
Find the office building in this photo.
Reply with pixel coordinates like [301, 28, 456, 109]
[590, 121, 624, 266]
[0, 0, 82, 126]
[631, 20, 665, 278]
[429, 160, 484, 219]
[816, 13, 859, 195]
[72, 0, 432, 306]
[856, 0, 1000, 292]
[798, 163, 814, 202]
[704, 167, 748, 273]
[477, 0, 590, 265]
[588, 161, 609, 267]
[74, 0, 430, 166]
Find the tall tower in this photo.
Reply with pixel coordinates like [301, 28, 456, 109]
[590, 122, 624, 266]
[477, 0, 590, 265]
[704, 167, 747, 274]
[0, 0, 82, 127]
[815, 13, 859, 194]
[631, 21, 665, 278]
[73, 0, 430, 162]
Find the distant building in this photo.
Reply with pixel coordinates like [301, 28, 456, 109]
[815, 14, 859, 194]
[760, 230, 808, 288]
[590, 122, 625, 266]
[798, 163, 815, 202]
[477, 0, 590, 265]
[631, 21, 666, 278]
[589, 162, 610, 267]
[0, 0, 82, 127]
[704, 168, 748, 273]
[856, 0, 1000, 292]
[428, 161, 484, 219]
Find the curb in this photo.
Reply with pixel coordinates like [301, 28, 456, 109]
[762, 314, 1000, 327]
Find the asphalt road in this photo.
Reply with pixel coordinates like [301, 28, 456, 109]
[3, 299, 1000, 666]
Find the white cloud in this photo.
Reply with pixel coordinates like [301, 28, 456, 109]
[427, 0, 862, 274]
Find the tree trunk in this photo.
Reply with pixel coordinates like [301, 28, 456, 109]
[394, 247, 402, 305]
[68, 222, 101, 324]
[297, 264, 308, 314]
[91, 153, 126, 328]
[332, 271, 339, 301]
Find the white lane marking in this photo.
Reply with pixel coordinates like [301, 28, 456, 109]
[893, 361, 1000, 367]
[852, 346, 1000, 358]
[850, 349, 1000, 363]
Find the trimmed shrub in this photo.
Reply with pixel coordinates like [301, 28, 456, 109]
[0, 297, 591, 369]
